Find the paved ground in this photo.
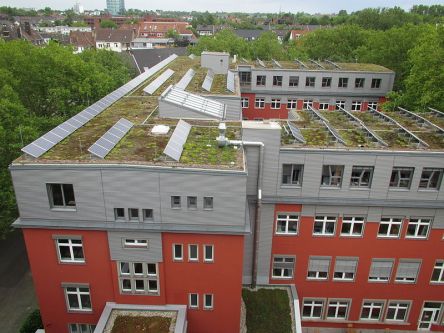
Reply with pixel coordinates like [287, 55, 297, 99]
[0, 230, 38, 333]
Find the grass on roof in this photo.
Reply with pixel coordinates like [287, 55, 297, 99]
[186, 69, 232, 95]
[352, 111, 397, 130]
[291, 111, 322, 129]
[338, 129, 373, 147]
[383, 111, 423, 131]
[422, 113, 444, 129]
[300, 128, 331, 146]
[111, 315, 171, 333]
[377, 131, 411, 148]
[415, 132, 444, 149]
[242, 288, 292, 333]
[320, 111, 356, 129]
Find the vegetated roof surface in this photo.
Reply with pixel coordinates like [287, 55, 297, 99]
[110, 315, 171, 333]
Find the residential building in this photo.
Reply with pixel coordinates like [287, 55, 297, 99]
[130, 37, 174, 49]
[12, 52, 444, 333]
[138, 21, 194, 40]
[106, 0, 125, 16]
[83, 15, 130, 29]
[69, 31, 95, 53]
[39, 26, 92, 36]
[95, 28, 134, 52]
[195, 25, 225, 36]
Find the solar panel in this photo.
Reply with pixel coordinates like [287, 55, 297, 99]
[176, 68, 195, 90]
[189, 54, 196, 59]
[309, 59, 325, 69]
[295, 59, 308, 69]
[325, 59, 341, 69]
[306, 106, 346, 145]
[163, 120, 192, 161]
[143, 69, 175, 95]
[428, 107, 444, 118]
[272, 59, 282, 68]
[227, 71, 235, 93]
[88, 118, 134, 159]
[398, 107, 444, 133]
[257, 59, 265, 67]
[287, 121, 306, 144]
[162, 86, 226, 119]
[202, 69, 214, 92]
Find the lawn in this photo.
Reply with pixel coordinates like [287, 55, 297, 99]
[242, 288, 292, 333]
[110, 315, 171, 333]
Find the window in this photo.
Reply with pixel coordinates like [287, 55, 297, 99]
[313, 216, 336, 236]
[171, 196, 181, 208]
[123, 239, 148, 248]
[322, 77, 332, 87]
[241, 97, 249, 108]
[355, 78, 365, 88]
[173, 244, 183, 260]
[321, 165, 344, 187]
[256, 75, 266, 86]
[64, 286, 91, 311]
[326, 300, 350, 319]
[187, 196, 197, 209]
[306, 76, 315, 87]
[350, 166, 374, 188]
[302, 299, 324, 319]
[361, 301, 384, 321]
[431, 260, 444, 283]
[351, 100, 362, 111]
[406, 218, 431, 239]
[335, 100, 345, 110]
[271, 99, 281, 109]
[203, 196, 213, 210]
[282, 164, 303, 186]
[255, 98, 265, 108]
[143, 209, 153, 221]
[119, 262, 158, 294]
[419, 168, 443, 190]
[56, 238, 84, 263]
[128, 208, 139, 221]
[341, 216, 365, 236]
[368, 259, 393, 282]
[287, 99, 297, 109]
[390, 167, 414, 188]
[114, 208, 125, 221]
[204, 244, 214, 262]
[276, 214, 299, 235]
[204, 294, 214, 309]
[289, 76, 299, 87]
[338, 77, 348, 88]
[395, 260, 421, 283]
[333, 258, 358, 281]
[386, 302, 410, 321]
[303, 100, 313, 109]
[378, 217, 403, 238]
[239, 71, 251, 85]
[272, 256, 295, 278]
[319, 103, 329, 111]
[189, 293, 198, 308]
[273, 75, 283, 86]
[307, 257, 330, 280]
[371, 78, 381, 88]
[188, 244, 198, 261]
[368, 102, 378, 110]
[69, 324, 96, 333]
[47, 183, 76, 208]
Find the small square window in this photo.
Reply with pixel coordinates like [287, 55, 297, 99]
[322, 77, 332, 87]
[204, 245, 214, 262]
[128, 208, 139, 221]
[289, 76, 299, 87]
[47, 183, 76, 208]
[390, 167, 414, 189]
[271, 99, 281, 109]
[338, 77, 348, 88]
[255, 98, 265, 108]
[273, 76, 283, 86]
[282, 164, 303, 186]
[256, 75, 266, 86]
[241, 97, 249, 108]
[306, 77, 315, 87]
[355, 78, 365, 88]
[203, 197, 213, 210]
[114, 208, 125, 221]
[187, 196, 197, 209]
[287, 99, 297, 109]
[336, 100, 345, 110]
[143, 209, 153, 221]
[171, 196, 181, 208]
[371, 78, 381, 88]
[134, 263, 143, 275]
[321, 165, 344, 187]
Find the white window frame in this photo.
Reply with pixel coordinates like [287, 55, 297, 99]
[360, 301, 385, 321]
[303, 99, 313, 109]
[351, 100, 362, 111]
[241, 97, 249, 108]
[335, 100, 345, 110]
[395, 260, 421, 283]
[272, 255, 295, 279]
[313, 216, 336, 236]
[123, 239, 148, 248]
[204, 294, 214, 310]
[419, 168, 443, 190]
[326, 300, 350, 320]
[333, 258, 358, 281]
[321, 165, 344, 188]
[368, 259, 394, 282]
[118, 262, 159, 294]
[204, 244, 214, 262]
[367, 102, 378, 110]
[389, 167, 414, 189]
[385, 301, 410, 322]
[307, 257, 330, 280]
[431, 260, 444, 283]
[406, 218, 431, 239]
[378, 217, 403, 238]
[69, 323, 96, 333]
[302, 299, 324, 319]
[340, 216, 365, 237]
[56, 238, 85, 263]
[271, 98, 281, 109]
[188, 244, 199, 262]
[189, 293, 199, 309]
[305, 76, 315, 87]
[255, 98, 265, 108]
[256, 75, 266, 86]
[173, 244, 183, 261]
[276, 213, 299, 235]
[319, 102, 329, 111]
[64, 286, 92, 312]
[287, 99, 297, 109]
[282, 164, 303, 186]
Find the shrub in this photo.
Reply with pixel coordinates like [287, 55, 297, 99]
[20, 309, 43, 333]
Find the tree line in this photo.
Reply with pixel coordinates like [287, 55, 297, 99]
[0, 41, 135, 237]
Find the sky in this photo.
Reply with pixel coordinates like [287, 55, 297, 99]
[2, 0, 444, 14]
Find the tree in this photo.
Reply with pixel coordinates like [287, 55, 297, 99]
[250, 32, 284, 60]
[100, 19, 118, 29]
[166, 28, 180, 39]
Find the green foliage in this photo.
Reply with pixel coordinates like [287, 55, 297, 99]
[250, 32, 285, 60]
[166, 29, 180, 39]
[100, 19, 118, 29]
[189, 30, 249, 58]
[20, 309, 43, 333]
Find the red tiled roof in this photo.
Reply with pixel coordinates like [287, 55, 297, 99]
[69, 31, 95, 48]
[138, 21, 193, 36]
[95, 28, 134, 43]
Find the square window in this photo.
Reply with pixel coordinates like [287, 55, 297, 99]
[355, 78, 365, 88]
[289, 76, 299, 87]
[302, 299, 324, 319]
[326, 300, 350, 319]
[114, 208, 125, 220]
[333, 258, 358, 281]
[148, 280, 158, 292]
[173, 244, 183, 260]
[287, 99, 297, 109]
[371, 78, 381, 88]
[120, 262, 130, 274]
[128, 208, 139, 221]
[241, 97, 249, 108]
[65, 286, 91, 311]
[336, 100, 345, 110]
[351, 100, 362, 111]
[282, 164, 303, 186]
[256, 75, 266, 86]
[135, 279, 145, 291]
[189, 293, 198, 308]
[276, 214, 299, 235]
[204, 245, 214, 262]
[124, 239, 148, 248]
[271, 99, 281, 109]
[143, 209, 153, 221]
[350, 166, 374, 188]
[273, 76, 283, 86]
[406, 218, 431, 239]
[187, 196, 197, 209]
[147, 263, 157, 275]
[395, 260, 421, 283]
[272, 256, 295, 278]
[47, 183, 76, 208]
[255, 98, 265, 108]
[313, 216, 336, 236]
[319, 103, 329, 111]
[303, 100, 313, 109]
[390, 167, 414, 188]
[171, 196, 181, 208]
[338, 77, 348, 88]
[340, 216, 365, 237]
[307, 257, 330, 279]
[306, 77, 315, 87]
[378, 217, 402, 238]
[239, 71, 251, 85]
[368, 259, 393, 282]
[57, 238, 85, 263]
[321, 165, 344, 187]
[431, 260, 444, 283]
[189, 244, 198, 261]
[203, 197, 213, 210]
[134, 263, 143, 275]
[419, 168, 443, 190]
[386, 302, 410, 321]
[368, 102, 378, 110]
[204, 294, 214, 309]
[322, 77, 332, 87]
[361, 301, 384, 321]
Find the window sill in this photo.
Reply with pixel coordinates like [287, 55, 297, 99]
[275, 233, 298, 236]
[67, 309, 93, 314]
[320, 186, 342, 190]
[349, 187, 371, 191]
[171, 207, 181, 210]
[332, 279, 355, 282]
[59, 261, 86, 265]
[271, 276, 293, 280]
[50, 207, 77, 212]
[280, 185, 302, 189]
[339, 234, 364, 238]
[203, 208, 214, 211]
[388, 188, 411, 192]
[376, 236, 400, 239]
[312, 234, 335, 237]
[417, 189, 439, 192]
[306, 278, 328, 281]
[404, 236, 428, 240]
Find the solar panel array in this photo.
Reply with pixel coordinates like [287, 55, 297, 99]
[88, 118, 134, 159]
[428, 107, 444, 118]
[295, 59, 308, 69]
[202, 69, 214, 92]
[143, 69, 175, 95]
[176, 68, 195, 90]
[21, 53, 178, 158]
[287, 121, 306, 144]
[325, 59, 342, 69]
[162, 86, 226, 119]
[307, 106, 346, 145]
[226, 71, 236, 93]
[257, 59, 265, 67]
[272, 59, 282, 68]
[163, 120, 192, 161]
[398, 107, 444, 134]
[309, 59, 325, 69]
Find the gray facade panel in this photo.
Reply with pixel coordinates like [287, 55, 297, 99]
[242, 201, 255, 284]
[432, 209, 444, 229]
[256, 203, 274, 284]
[108, 231, 163, 262]
[299, 154, 323, 197]
[206, 95, 241, 121]
[245, 146, 259, 196]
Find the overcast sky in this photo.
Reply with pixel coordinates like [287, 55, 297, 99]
[2, 0, 444, 14]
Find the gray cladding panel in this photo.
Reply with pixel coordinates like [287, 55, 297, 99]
[108, 231, 163, 262]
[245, 146, 259, 196]
[256, 203, 274, 284]
[242, 201, 255, 284]
[300, 154, 323, 197]
[206, 95, 241, 121]
[433, 209, 444, 229]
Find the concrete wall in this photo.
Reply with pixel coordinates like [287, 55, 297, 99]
[201, 52, 229, 74]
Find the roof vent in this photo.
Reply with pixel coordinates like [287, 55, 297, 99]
[151, 125, 170, 135]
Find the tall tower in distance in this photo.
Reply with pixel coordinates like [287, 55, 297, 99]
[106, 0, 125, 16]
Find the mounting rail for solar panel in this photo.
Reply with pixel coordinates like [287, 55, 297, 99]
[272, 59, 282, 68]
[188, 54, 196, 59]
[398, 107, 444, 134]
[143, 69, 175, 95]
[307, 106, 346, 145]
[226, 71, 236, 93]
[325, 60, 341, 69]
[309, 59, 325, 69]
[368, 107, 429, 148]
[428, 107, 444, 118]
[295, 59, 308, 69]
[163, 119, 192, 161]
[257, 58, 265, 67]
[287, 121, 306, 144]
[337, 106, 388, 146]
[241, 58, 248, 63]
[202, 69, 214, 92]
[176, 68, 195, 90]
